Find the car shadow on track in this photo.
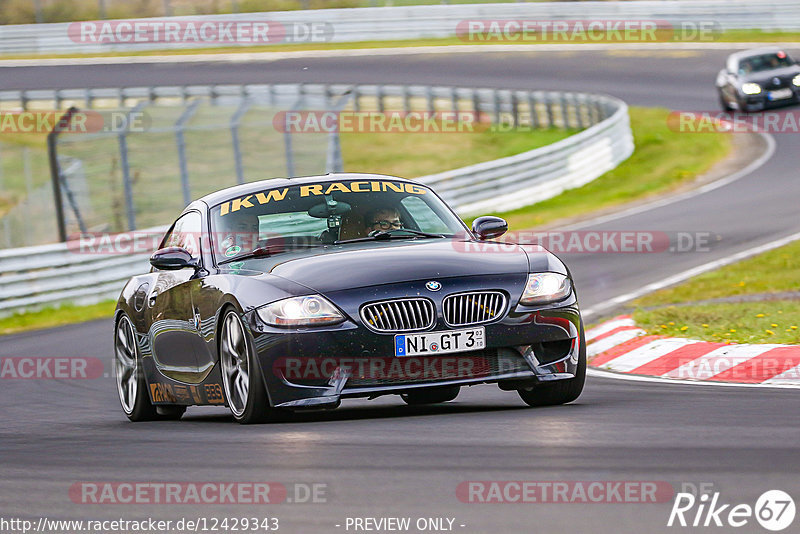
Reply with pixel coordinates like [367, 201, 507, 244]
[173, 400, 587, 426]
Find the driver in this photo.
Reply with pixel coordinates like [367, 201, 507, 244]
[364, 206, 403, 236]
[218, 209, 260, 255]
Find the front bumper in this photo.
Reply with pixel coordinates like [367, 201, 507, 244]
[739, 87, 800, 111]
[245, 280, 581, 409]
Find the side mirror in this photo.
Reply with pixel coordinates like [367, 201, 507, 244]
[472, 216, 508, 240]
[150, 246, 197, 270]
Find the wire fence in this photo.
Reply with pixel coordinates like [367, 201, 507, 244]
[54, 102, 333, 236]
[0, 143, 57, 246]
[0, 86, 345, 247]
[0, 83, 629, 248]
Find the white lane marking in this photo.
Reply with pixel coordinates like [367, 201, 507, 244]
[762, 363, 800, 386]
[576, 132, 779, 320]
[663, 344, 783, 380]
[582, 228, 800, 321]
[599, 338, 698, 373]
[586, 328, 645, 357]
[585, 317, 634, 342]
[587, 367, 800, 389]
[564, 133, 776, 234]
[0, 42, 792, 68]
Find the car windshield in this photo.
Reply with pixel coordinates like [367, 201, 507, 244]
[738, 52, 794, 74]
[209, 178, 467, 263]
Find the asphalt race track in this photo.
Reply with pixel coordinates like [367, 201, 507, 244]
[2, 49, 800, 533]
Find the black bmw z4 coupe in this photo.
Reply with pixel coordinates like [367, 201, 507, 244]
[114, 173, 585, 423]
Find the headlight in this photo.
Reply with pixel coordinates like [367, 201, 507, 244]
[793, 74, 800, 87]
[519, 273, 571, 306]
[256, 295, 344, 327]
[741, 83, 762, 95]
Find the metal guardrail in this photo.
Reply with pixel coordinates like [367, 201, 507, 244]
[0, 83, 632, 317]
[0, 227, 165, 317]
[1, 0, 799, 55]
[418, 92, 631, 214]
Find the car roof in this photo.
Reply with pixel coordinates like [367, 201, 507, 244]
[191, 172, 421, 209]
[729, 47, 789, 62]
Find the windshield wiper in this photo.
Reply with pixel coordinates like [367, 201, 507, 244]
[218, 243, 323, 264]
[335, 228, 446, 244]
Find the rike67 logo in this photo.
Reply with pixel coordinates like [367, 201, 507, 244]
[668, 489, 795, 531]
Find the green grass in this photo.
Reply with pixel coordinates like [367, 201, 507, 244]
[484, 107, 732, 229]
[341, 126, 576, 179]
[0, 300, 116, 336]
[634, 240, 800, 307]
[0, 133, 51, 205]
[635, 301, 800, 345]
[631, 239, 800, 345]
[709, 30, 800, 43]
[1, 30, 798, 60]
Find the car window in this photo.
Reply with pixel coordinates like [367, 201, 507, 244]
[162, 211, 202, 260]
[401, 196, 452, 234]
[738, 52, 793, 74]
[259, 211, 328, 237]
[209, 179, 467, 262]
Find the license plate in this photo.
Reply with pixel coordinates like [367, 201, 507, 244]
[768, 88, 793, 100]
[394, 327, 485, 357]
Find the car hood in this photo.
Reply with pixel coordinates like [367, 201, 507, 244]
[741, 65, 800, 85]
[239, 239, 556, 294]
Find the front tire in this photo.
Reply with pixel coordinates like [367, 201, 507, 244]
[401, 385, 460, 405]
[115, 314, 159, 421]
[518, 323, 586, 407]
[735, 96, 751, 114]
[219, 308, 273, 424]
[719, 93, 733, 111]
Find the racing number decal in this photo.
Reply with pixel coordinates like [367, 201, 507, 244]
[150, 383, 176, 403]
[150, 383, 224, 404]
[204, 384, 225, 404]
[188, 385, 203, 404]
